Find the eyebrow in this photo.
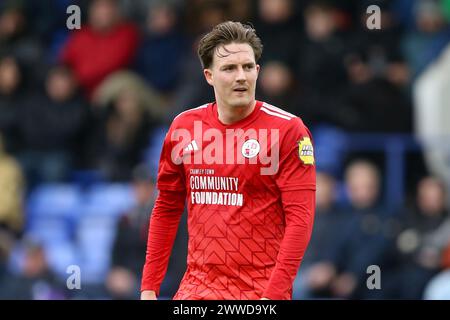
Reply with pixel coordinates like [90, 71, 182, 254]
[220, 62, 255, 68]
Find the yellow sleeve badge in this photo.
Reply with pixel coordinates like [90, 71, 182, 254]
[298, 137, 315, 165]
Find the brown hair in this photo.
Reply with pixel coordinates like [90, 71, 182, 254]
[197, 21, 263, 69]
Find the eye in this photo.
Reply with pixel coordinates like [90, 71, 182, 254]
[244, 64, 254, 70]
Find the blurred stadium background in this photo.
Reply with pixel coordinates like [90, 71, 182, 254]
[0, 0, 449, 300]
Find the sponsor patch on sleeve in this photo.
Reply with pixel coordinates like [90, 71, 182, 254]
[298, 137, 315, 165]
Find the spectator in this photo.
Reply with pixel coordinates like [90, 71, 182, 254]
[107, 164, 187, 299]
[0, 55, 23, 153]
[422, 215, 450, 300]
[255, 0, 301, 66]
[293, 171, 351, 299]
[0, 133, 24, 237]
[298, 1, 347, 93]
[0, 229, 15, 296]
[339, 2, 412, 133]
[228, 0, 253, 22]
[60, 0, 139, 99]
[394, 176, 449, 298]
[88, 80, 156, 181]
[347, 1, 406, 79]
[402, 0, 450, 78]
[293, 1, 351, 129]
[134, 2, 188, 94]
[16, 65, 89, 184]
[0, 0, 446, 300]
[184, 0, 229, 36]
[0, 238, 66, 299]
[92, 70, 167, 122]
[106, 164, 155, 299]
[426, 216, 450, 263]
[0, 4, 44, 76]
[121, 0, 187, 24]
[341, 73, 412, 133]
[170, 0, 229, 118]
[257, 60, 301, 117]
[169, 39, 213, 121]
[423, 213, 450, 299]
[329, 160, 396, 299]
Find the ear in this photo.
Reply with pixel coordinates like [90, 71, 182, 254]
[256, 64, 260, 79]
[204, 69, 213, 86]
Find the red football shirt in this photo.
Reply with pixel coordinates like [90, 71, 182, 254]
[141, 101, 316, 300]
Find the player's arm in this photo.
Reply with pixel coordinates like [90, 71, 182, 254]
[263, 119, 316, 300]
[263, 189, 315, 299]
[141, 189, 186, 299]
[141, 125, 187, 299]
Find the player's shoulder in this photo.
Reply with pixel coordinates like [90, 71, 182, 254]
[171, 103, 209, 126]
[259, 101, 308, 131]
[260, 102, 299, 122]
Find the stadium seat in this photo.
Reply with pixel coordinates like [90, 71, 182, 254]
[26, 183, 83, 241]
[84, 183, 136, 217]
[76, 213, 118, 284]
[75, 183, 137, 283]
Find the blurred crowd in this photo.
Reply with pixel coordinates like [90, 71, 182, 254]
[0, 0, 449, 299]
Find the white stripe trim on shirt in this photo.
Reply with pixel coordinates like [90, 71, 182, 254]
[174, 104, 208, 120]
[260, 107, 293, 120]
[262, 102, 296, 118]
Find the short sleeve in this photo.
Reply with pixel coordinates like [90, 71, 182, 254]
[275, 118, 316, 191]
[155, 127, 186, 191]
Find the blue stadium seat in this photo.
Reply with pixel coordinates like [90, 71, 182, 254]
[45, 242, 80, 279]
[25, 184, 84, 278]
[27, 183, 82, 217]
[75, 183, 137, 283]
[26, 184, 83, 241]
[76, 213, 118, 284]
[24, 183, 138, 284]
[84, 183, 136, 217]
[312, 125, 348, 176]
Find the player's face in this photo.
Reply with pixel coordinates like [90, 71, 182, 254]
[204, 42, 260, 109]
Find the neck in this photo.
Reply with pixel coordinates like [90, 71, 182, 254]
[217, 100, 256, 125]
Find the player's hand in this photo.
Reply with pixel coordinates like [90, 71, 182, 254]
[260, 297, 270, 300]
[141, 290, 158, 300]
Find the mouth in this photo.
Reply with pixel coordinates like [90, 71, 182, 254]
[233, 87, 248, 93]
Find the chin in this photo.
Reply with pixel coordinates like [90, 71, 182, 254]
[229, 98, 252, 108]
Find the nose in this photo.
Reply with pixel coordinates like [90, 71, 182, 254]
[236, 66, 246, 82]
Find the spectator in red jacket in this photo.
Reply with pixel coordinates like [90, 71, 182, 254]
[60, 0, 139, 99]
